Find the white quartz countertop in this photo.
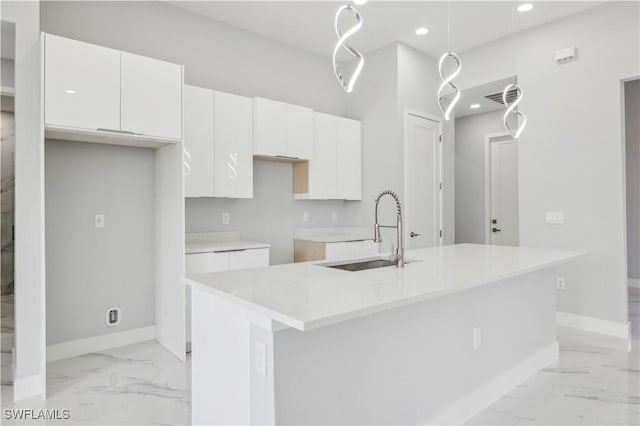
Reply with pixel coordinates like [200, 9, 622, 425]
[184, 244, 586, 331]
[186, 240, 270, 254]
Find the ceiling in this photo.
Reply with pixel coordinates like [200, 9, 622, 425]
[453, 77, 514, 118]
[171, 1, 603, 60]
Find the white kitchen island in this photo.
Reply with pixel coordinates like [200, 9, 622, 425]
[184, 244, 585, 425]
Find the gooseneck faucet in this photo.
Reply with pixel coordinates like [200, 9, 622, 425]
[373, 190, 404, 268]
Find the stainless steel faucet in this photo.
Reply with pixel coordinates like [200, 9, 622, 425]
[373, 190, 404, 268]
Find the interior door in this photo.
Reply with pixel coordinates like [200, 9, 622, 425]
[405, 114, 441, 249]
[489, 140, 519, 246]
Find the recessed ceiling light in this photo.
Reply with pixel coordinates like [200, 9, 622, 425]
[517, 3, 534, 12]
[353, 0, 367, 5]
[65, 89, 76, 94]
[415, 27, 429, 36]
[470, 103, 481, 109]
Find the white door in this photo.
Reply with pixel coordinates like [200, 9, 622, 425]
[184, 85, 215, 198]
[405, 114, 441, 249]
[214, 91, 253, 198]
[336, 117, 362, 200]
[120, 52, 182, 139]
[44, 34, 121, 131]
[489, 140, 519, 246]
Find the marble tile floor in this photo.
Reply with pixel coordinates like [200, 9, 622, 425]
[0, 299, 638, 425]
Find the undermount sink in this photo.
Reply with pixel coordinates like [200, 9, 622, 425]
[320, 257, 417, 272]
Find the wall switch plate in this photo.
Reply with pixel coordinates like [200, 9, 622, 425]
[222, 212, 230, 225]
[473, 327, 482, 350]
[546, 211, 564, 224]
[556, 277, 566, 290]
[106, 308, 120, 326]
[255, 340, 267, 377]
[303, 212, 310, 223]
[332, 211, 338, 222]
[94, 214, 105, 228]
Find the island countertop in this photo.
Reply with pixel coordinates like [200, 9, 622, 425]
[183, 244, 586, 331]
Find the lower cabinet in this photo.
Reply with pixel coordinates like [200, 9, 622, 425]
[294, 240, 379, 263]
[185, 247, 269, 346]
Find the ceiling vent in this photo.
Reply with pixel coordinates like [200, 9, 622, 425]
[485, 88, 518, 105]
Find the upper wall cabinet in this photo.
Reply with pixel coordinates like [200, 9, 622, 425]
[44, 33, 182, 148]
[294, 113, 362, 200]
[184, 86, 253, 199]
[253, 97, 313, 160]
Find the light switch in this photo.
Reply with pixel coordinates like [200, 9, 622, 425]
[94, 214, 105, 228]
[255, 340, 267, 377]
[546, 211, 564, 224]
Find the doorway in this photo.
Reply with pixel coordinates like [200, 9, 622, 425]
[404, 110, 442, 250]
[485, 134, 519, 246]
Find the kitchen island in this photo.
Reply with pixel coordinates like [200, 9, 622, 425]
[184, 244, 585, 425]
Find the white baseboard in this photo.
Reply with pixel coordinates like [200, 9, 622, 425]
[556, 311, 629, 339]
[47, 326, 156, 362]
[629, 278, 640, 289]
[13, 373, 44, 401]
[425, 342, 559, 425]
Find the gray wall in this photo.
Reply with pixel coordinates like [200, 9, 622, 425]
[454, 110, 506, 244]
[45, 141, 155, 345]
[186, 160, 346, 265]
[457, 2, 639, 324]
[626, 80, 639, 280]
[41, 1, 350, 266]
[1, 58, 14, 88]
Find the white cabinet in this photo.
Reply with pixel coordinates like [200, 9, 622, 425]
[253, 97, 313, 160]
[336, 118, 362, 200]
[44, 34, 121, 131]
[44, 33, 182, 147]
[185, 251, 229, 274]
[325, 241, 379, 261]
[229, 248, 270, 270]
[120, 52, 182, 140]
[294, 112, 361, 200]
[184, 85, 215, 198]
[214, 91, 254, 198]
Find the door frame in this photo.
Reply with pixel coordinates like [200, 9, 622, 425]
[484, 132, 517, 244]
[403, 108, 443, 247]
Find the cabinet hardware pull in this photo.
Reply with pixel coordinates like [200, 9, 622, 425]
[275, 155, 300, 160]
[96, 128, 144, 136]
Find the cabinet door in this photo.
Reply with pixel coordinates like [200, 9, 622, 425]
[308, 113, 337, 199]
[253, 98, 287, 157]
[185, 252, 229, 274]
[324, 242, 354, 261]
[286, 104, 313, 160]
[228, 248, 270, 270]
[336, 117, 362, 200]
[44, 34, 120, 131]
[214, 91, 253, 198]
[184, 85, 215, 198]
[121, 52, 182, 139]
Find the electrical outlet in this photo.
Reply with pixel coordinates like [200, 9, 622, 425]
[332, 211, 338, 222]
[556, 277, 566, 290]
[106, 308, 121, 326]
[94, 214, 105, 228]
[546, 211, 564, 224]
[473, 327, 482, 349]
[222, 212, 230, 225]
[303, 212, 310, 223]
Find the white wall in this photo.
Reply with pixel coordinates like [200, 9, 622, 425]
[45, 141, 155, 345]
[2, 0, 45, 400]
[1, 58, 14, 88]
[457, 2, 639, 325]
[626, 79, 639, 280]
[40, 1, 350, 265]
[455, 110, 506, 244]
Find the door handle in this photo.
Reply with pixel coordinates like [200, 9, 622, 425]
[410, 232, 421, 238]
[492, 228, 501, 233]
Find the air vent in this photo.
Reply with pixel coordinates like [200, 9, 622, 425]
[485, 88, 518, 105]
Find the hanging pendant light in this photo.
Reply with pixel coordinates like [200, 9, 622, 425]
[332, 3, 364, 93]
[503, 2, 527, 138]
[437, 1, 461, 121]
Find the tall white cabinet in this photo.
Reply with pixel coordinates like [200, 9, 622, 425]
[183, 86, 253, 199]
[44, 33, 182, 147]
[294, 112, 362, 200]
